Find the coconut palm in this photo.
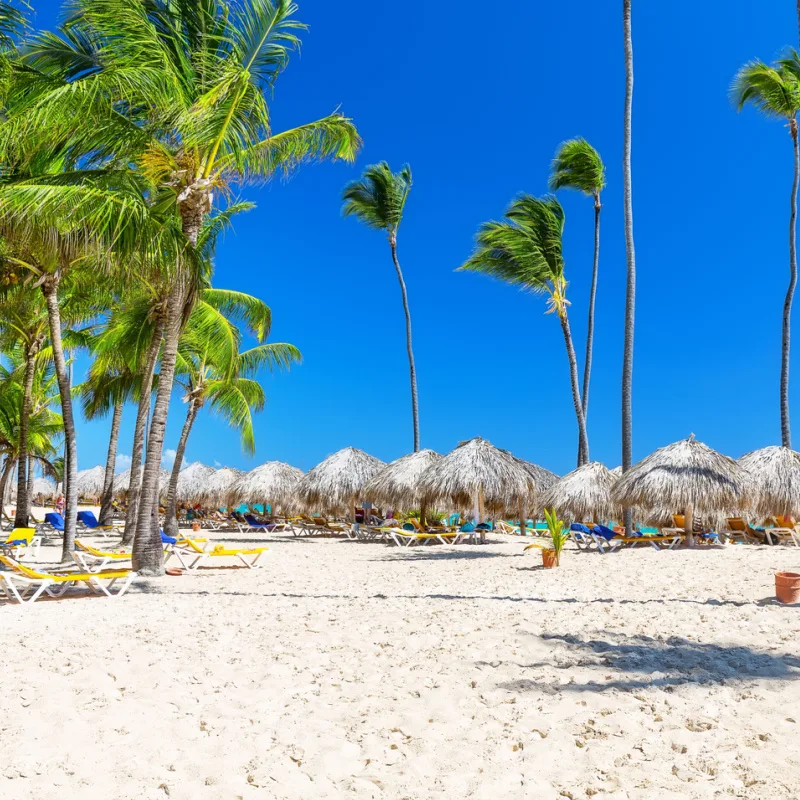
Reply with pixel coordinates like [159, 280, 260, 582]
[342, 163, 420, 451]
[733, 55, 800, 448]
[161, 298, 300, 537]
[549, 138, 605, 465]
[4, 0, 360, 574]
[621, 0, 637, 535]
[459, 194, 590, 463]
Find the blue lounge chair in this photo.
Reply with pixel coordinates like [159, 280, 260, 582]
[37, 512, 65, 535]
[77, 510, 118, 537]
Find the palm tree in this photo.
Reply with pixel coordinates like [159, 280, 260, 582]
[621, 0, 637, 535]
[342, 163, 420, 451]
[549, 138, 605, 466]
[459, 195, 589, 461]
[733, 56, 800, 448]
[162, 304, 300, 537]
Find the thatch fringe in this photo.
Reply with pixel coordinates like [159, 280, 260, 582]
[297, 447, 386, 512]
[738, 445, 800, 517]
[363, 450, 442, 508]
[541, 462, 619, 522]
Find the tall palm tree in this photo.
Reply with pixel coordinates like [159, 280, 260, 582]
[459, 195, 589, 460]
[549, 138, 605, 467]
[621, 0, 637, 535]
[342, 163, 420, 451]
[733, 56, 800, 448]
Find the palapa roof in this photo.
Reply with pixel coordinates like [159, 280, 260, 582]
[297, 447, 386, 511]
[540, 461, 619, 521]
[115, 467, 172, 497]
[169, 462, 216, 503]
[612, 435, 749, 514]
[31, 477, 57, 499]
[198, 467, 244, 505]
[362, 449, 443, 508]
[416, 437, 538, 511]
[232, 461, 304, 506]
[75, 465, 106, 497]
[738, 445, 800, 517]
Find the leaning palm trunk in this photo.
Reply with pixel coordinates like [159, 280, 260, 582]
[559, 311, 590, 465]
[390, 233, 420, 452]
[163, 398, 200, 539]
[13, 347, 37, 528]
[99, 399, 124, 526]
[121, 314, 164, 546]
[0, 456, 13, 522]
[782, 120, 799, 448]
[42, 277, 79, 561]
[577, 195, 601, 466]
[621, 0, 637, 535]
[133, 282, 187, 575]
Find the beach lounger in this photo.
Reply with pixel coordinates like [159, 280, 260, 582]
[166, 538, 268, 570]
[73, 540, 133, 572]
[590, 527, 683, 553]
[0, 554, 137, 605]
[37, 512, 65, 536]
[77, 510, 120, 538]
[765, 518, 800, 547]
[389, 528, 473, 547]
[1, 528, 42, 561]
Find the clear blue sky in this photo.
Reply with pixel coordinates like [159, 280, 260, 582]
[29, 0, 800, 476]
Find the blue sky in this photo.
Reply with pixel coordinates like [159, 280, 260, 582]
[29, 1, 800, 476]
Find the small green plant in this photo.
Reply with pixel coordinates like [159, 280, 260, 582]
[524, 508, 569, 565]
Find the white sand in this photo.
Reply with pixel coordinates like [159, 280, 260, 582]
[1, 530, 799, 799]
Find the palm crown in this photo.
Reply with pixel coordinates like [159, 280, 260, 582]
[732, 56, 800, 120]
[342, 162, 413, 236]
[459, 194, 569, 316]
[549, 138, 606, 196]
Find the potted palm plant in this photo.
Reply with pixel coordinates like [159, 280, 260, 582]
[525, 508, 569, 567]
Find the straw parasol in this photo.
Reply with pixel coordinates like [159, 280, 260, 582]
[165, 462, 216, 504]
[738, 445, 800, 518]
[232, 461, 304, 510]
[362, 450, 442, 519]
[297, 447, 386, 519]
[417, 438, 538, 538]
[75, 465, 106, 498]
[613, 434, 749, 541]
[540, 462, 619, 523]
[198, 467, 244, 506]
[32, 477, 57, 500]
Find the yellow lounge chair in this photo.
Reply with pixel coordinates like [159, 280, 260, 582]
[166, 537, 268, 570]
[389, 528, 473, 547]
[766, 518, 800, 547]
[74, 540, 133, 572]
[1, 528, 42, 561]
[0, 554, 137, 605]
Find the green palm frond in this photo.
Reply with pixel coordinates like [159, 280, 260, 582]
[732, 58, 800, 119]
[205, 378, 264, 454]
[200, 288, 271, 341]
[0, 1, 28, 51]
[342, 162, 412, 234]
[236, 342, 300, 377]
[459, 194, 566, 300]
[549, 138, 605, 195]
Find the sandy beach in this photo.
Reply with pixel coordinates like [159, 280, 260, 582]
[2, 530, 799, 799]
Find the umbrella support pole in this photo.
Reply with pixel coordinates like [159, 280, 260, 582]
[685, 503, 695, 547]
[478, 488, 486, 544]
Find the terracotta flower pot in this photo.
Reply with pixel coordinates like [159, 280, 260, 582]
[542, 549, 559, 568]
[776, 571, 800, 604]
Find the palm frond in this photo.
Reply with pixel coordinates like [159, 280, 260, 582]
[549, 138, 605, 195]
[342, 161, 412, 234]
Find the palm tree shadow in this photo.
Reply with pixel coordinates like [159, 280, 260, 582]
[498, 631, 800, 693]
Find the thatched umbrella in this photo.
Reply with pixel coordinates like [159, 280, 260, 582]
[232, 461, 304, 511]
[518, 460, 559, 523]
[297, 447, 386, 521]
[613, 434, 749, 543]
[198, 467, 244, 507]
[541, 462, 619, 523]
[32, 477, 57, 501]
[168, 462, 216, 504]
[738, 445, 800, 518]
[363, 450, 442, 521]
[75, 465, 106, 499]
[417, 438, 538, 539]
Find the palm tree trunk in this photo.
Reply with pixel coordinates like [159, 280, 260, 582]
[559, 312, 590, 465]
[389, 233, 420, 452]
[13, 346, 37, 528]
[621, 0, 637, 536]
[42, 276, 79, 561]
[26, 455, 34, 519]
[163, 398, 199, 539]
[99, 399, 124, 526]
[133, 282, 187, 575]
[121, 313, 164, 546]
[577, 195, 602, 466]
[782, 121, 800, 449]
[0, 456, 13, 528]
